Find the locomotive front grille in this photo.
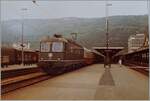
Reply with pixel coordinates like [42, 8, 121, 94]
[39, 52, 64, 61]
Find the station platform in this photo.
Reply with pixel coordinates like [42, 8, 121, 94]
[1, 64, 37, 71]
[2, 64, 149, 100]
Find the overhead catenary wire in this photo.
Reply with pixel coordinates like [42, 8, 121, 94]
[32, 0, 53, 20]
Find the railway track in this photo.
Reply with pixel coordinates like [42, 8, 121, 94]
[1, 66, 41, 79]
[124, 64, 149, 76]
[1, 65, 88, 94]
[1, 67, 51, 94]
[1, 66, 83, 94]
[1, 72, 51, 94]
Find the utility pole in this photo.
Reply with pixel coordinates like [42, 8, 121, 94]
[104, 0, 112, 68]
[142, 0, 149, 48]
[105, 1, 112, 49]
[106, 2, 109, 50]
[21, 8, 27, 66]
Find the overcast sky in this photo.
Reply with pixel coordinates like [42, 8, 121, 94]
[1, 1, 149, 21]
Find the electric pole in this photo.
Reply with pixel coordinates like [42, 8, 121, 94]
[21, 8, 27, 66]
[104, 0, 112, 68]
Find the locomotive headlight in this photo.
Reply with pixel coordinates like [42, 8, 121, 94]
[48, 53, 53, 58]
[57, 58, 60, 60]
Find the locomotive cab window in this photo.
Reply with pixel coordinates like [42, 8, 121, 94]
[40, 42, 50, 52]
[52, 42, 64, 52]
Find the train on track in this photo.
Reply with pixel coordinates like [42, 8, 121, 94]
[1, 47, 38, 67]
[1, 34, 104, 74]
[38, 34, 104, 75]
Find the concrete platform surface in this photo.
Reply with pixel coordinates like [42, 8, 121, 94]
[2, 64, 149, 100]
[1, 64, 37, 71]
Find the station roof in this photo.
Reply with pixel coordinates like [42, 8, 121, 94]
[15, 48, 37, 52]
[92, 47, 124, 57]
[91, 49, 105, 57]
[92, 47, 124, 50]
[114, 46, 149, 56]
[113, 48, 128, 57]
[124, 46, 149, 55]
[1, 46, 37, 52]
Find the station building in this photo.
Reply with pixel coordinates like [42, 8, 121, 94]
[128, 34, 145, 53]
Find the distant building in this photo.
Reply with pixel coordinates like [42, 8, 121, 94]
[128, 34, 145, 53]
[12, 42, 31, 49]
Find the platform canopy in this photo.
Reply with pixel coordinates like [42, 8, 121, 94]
[92, 47, 124, 57]
[93, 47, 124, 50]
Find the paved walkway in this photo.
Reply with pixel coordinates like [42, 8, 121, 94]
[1, 64, 37, 71]
[2, 64, 149, 100]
